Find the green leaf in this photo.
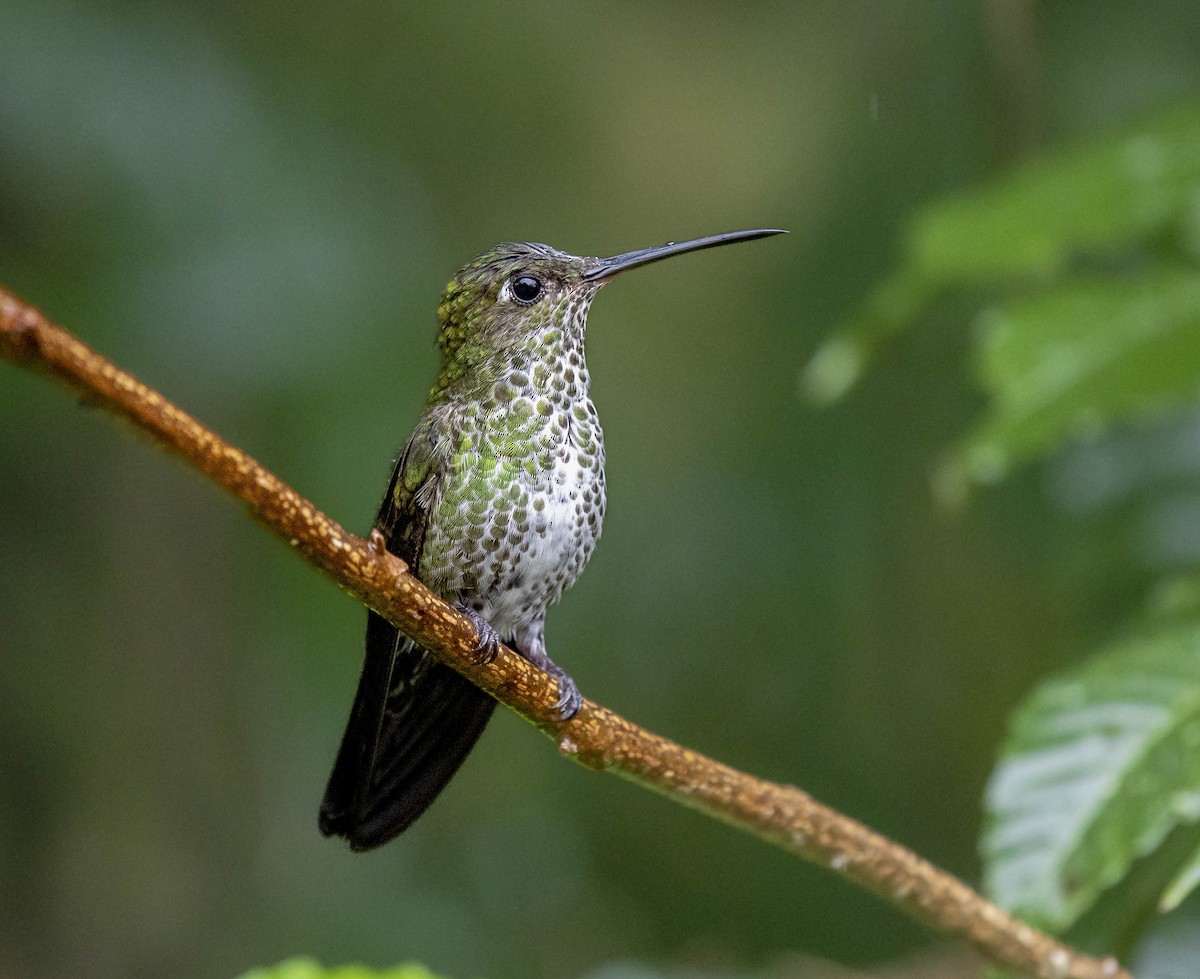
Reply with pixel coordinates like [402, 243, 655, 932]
[908, 105, 1200, 284]
[235, 959, 451, 979]
[947, 268, 1200, 490]
[982, 621, 1200, 932]
[803, 102, 1200, 406]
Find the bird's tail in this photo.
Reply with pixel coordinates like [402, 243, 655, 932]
[319, 610, 496, 850]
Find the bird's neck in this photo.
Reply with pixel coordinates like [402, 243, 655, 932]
[429, 320, 590, 407]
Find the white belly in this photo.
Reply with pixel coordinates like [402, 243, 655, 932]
[479, 445, 605, 636]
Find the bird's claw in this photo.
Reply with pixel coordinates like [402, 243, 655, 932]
[454, 604, 502, 665]
[453, 605, 582, 720]
[550, 675, 584, 722]
[526, 652, 583, 721]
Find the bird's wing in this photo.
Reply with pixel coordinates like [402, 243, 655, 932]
[318, 418, 497, 850]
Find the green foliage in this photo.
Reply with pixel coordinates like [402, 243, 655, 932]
[906, 104, 1200, 283]
[983, 621, 1200, 930]
[811, 102, 1200, 968]
[238, 959, 449, 979]
[804, 105, 1200, 491]
[957, 268, 1200, 492]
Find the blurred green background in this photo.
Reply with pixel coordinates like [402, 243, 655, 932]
[3, 2, 1200, 977]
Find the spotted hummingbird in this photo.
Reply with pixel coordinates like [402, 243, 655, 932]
[319, 229, 785, 850]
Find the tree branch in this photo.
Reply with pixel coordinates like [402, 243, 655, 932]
[0, 285, 1129, 979]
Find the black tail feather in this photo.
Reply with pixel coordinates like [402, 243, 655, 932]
[319, 611, 496, 850]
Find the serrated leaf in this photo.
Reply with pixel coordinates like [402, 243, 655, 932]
[983, 622, 1200, 931]
[236, 959, 450, 979]
[947, 268, 1200, 487]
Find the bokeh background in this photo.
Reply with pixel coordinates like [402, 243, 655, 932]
[3, 3, 1200, 978]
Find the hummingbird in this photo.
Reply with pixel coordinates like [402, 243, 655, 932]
[319, 228, 785, 850]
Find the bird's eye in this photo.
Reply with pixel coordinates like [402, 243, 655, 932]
[511, 275, 544, 304]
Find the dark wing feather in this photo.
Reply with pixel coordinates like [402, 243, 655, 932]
[318, 423, 496, 850]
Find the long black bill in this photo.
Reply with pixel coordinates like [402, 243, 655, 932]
[582, 228, 786, 282]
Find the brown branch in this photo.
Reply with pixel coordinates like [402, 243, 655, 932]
[0, 285, 1129, 979]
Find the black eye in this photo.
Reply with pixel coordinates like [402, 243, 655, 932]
[511, 275, 543, 304]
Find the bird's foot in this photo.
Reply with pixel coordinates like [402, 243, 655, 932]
[524, 649, 584, 721]
[454, 603, 502, 665]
